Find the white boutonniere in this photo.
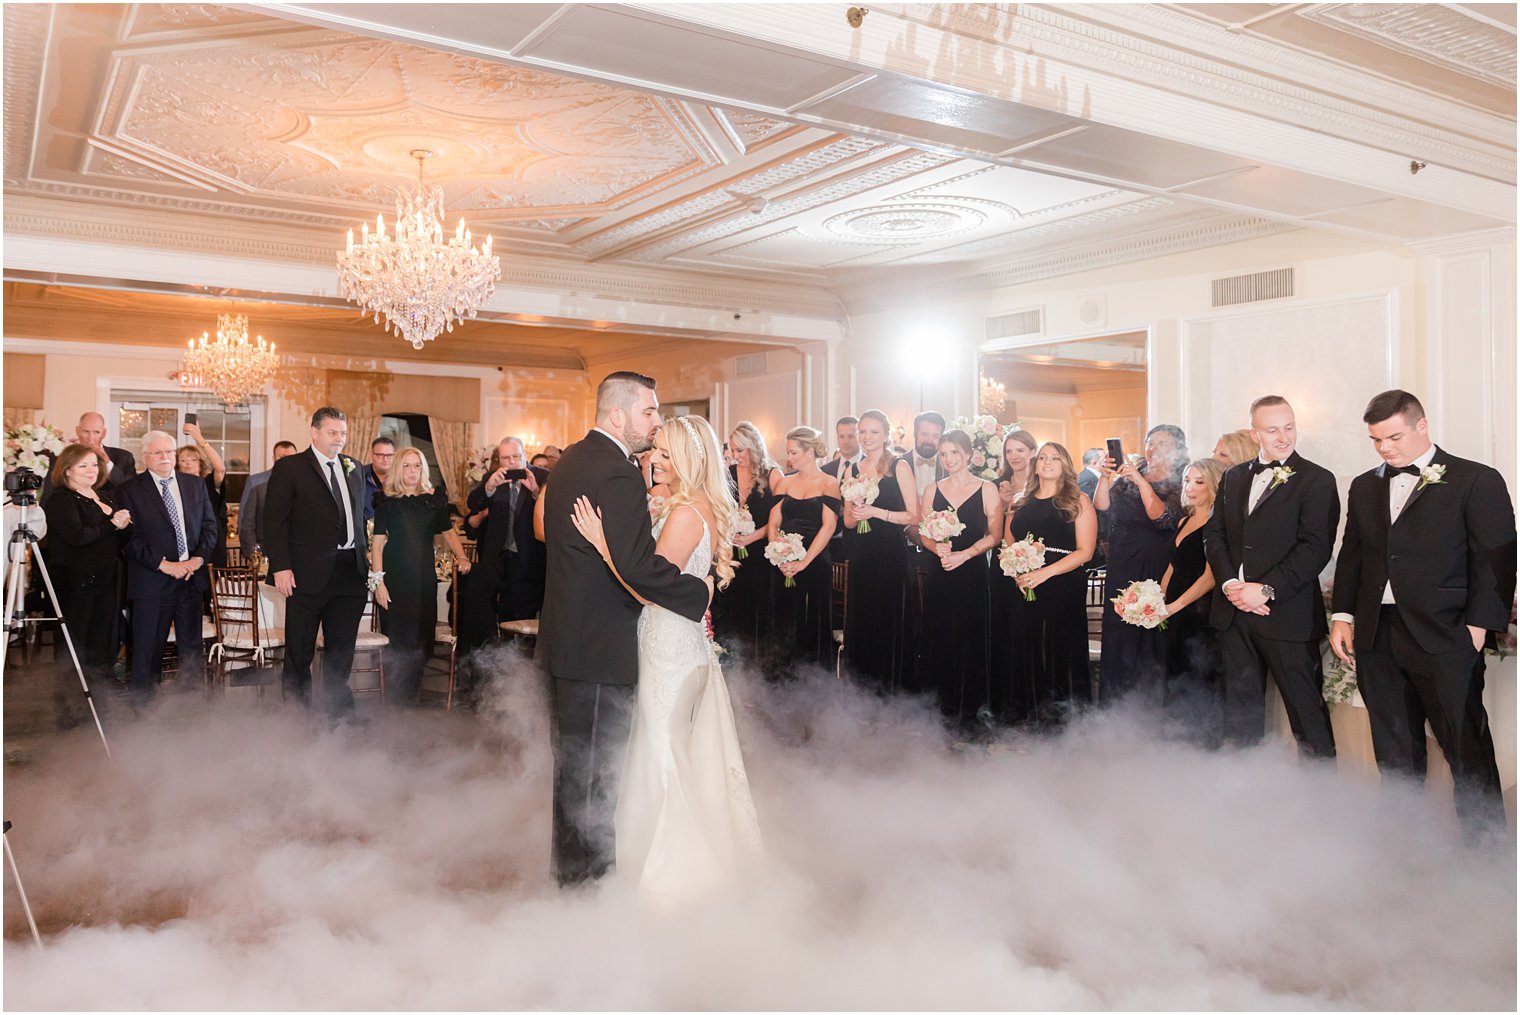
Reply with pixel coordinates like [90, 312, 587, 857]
[1269, 465, 1295, 490]
[1417, 463, 1446, 491]
[342, 457, 357, 476]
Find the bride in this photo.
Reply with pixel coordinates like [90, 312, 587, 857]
[570, 414, 763, 902]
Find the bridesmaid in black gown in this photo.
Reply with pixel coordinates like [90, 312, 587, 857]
[917, 429, 1003, 730]
[840, 410, 920, 693]
[715, 420, 784, 661]
[988, 429, 1036, 718]
[998, 442, 1098, 727]
[765, 426, 841, 681]
[1094, 424, 1187, 703]
[1159, 458, 1225, 747]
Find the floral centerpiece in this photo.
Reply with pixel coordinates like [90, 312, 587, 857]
[918, 508, 965, 546]
[764, 531, 807, 587]
[999, 532, 1047, 601]
[730, 509, 756, 558]
[839, 472, 880, 533]
[949, 415, 1024, 480]
[465, 447, 494, 485]
[3, 422, 67, 477]
[1112, 578, 1168, 630]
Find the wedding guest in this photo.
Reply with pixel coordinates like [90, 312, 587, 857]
[715, 421, 784, 657]
[542, 444, 563, 471]
[531, 453, 551, 469]
[41, 412, 137, 502]
[1158, 458, 1225, 747]
[1094, 424, 1187, 702]
[178, 423, 228, 569]
[918, 429, 1003, 730]
[1330, 390, 1516, 840]
[1204, 396, 1339, 758]
[998, 442, 1097, 726]
[821, 415, 862, 478]
[371, 447, 472, 705]
[901, 411, 947, 500]
[118, 430, 217, 704]
[237, 440, 297, 556]
[1213, 428, 1259, 469]
[363, 436, 396, 521]
[1077, 449, 1104, 501]
[840, 409, 919, 692]
[43, 444, 131, 726]
[459, 437, 548, 660]
[765, 425, 841, 680]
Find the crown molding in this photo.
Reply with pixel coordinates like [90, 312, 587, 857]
[1406, 227, 1517, 257]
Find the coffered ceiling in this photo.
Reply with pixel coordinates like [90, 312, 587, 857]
[3, 2, 1514, 339]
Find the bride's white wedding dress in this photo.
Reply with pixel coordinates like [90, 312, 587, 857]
[616, 509, 763, 902]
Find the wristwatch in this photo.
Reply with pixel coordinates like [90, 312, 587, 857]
[1259, 583, 1276, 600]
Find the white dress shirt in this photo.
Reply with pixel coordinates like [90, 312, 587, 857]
[1226, 454, 1289, 588]
[150, 469, 190, 562]
[1331, 444, 1437, 624]
[311, 447, 356, 550]
[910, 451, 938, 498]
[593, 426, 634, 463]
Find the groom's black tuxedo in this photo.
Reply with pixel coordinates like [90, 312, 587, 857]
[1332, 447, 1516, 838]
[1203, 450, 1341, 756]
[538, 428, 710, 884]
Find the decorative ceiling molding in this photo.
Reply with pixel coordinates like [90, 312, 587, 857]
[1, 4, 47, 185]
[712, 108, 800, 154]
[1297, 4, 1516, 88]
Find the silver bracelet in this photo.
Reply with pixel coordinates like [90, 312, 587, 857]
[366, 570, 385, 591]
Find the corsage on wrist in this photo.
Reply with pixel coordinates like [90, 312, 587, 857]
[367, 570, 385, 592]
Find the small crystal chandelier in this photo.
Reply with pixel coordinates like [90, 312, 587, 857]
[337, 149, 501, 350]
[183, 314, 279, 405]
[979, 375, 1008, 415]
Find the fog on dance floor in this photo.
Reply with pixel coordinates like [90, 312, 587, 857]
[4, 649, 1514, 1011]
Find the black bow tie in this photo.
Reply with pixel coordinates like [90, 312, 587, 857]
[1383, 463, 1421, 478]
[1248, 459, 1284, 475]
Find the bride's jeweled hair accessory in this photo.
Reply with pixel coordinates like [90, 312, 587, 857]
[676, 416, 705, 462]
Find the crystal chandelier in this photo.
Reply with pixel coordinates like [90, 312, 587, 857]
[183, 314, 279, 405]
[979, 375, 1008, 415]
[336, 149, 501, 350]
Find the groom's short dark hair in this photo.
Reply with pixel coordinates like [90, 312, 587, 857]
[1363, 389, 1425, 426]
[596, 371, 657, 418]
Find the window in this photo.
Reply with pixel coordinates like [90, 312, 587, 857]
[111, 391, 262, 504]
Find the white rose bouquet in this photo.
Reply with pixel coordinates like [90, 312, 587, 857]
[949, 415, 1023, 480]
[764, 531, 807, 587]
[918, 508, 966, 546]
[730, 509, 756, 558]
[4, 422, 67, 476]
[839, 473, 880, 533]
[999, 532, 1047, 601]
[1112, 578, 1168, 630]
[465, 447, 493, 485]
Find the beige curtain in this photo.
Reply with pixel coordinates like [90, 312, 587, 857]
[429, 417, 476, 508]
[347, 415, 382, 465]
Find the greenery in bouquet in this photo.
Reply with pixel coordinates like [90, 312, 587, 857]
[949, 414, 1023, 481]
[4, 422, 67, 476]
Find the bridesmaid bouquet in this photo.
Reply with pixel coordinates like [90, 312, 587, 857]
[918, 508, 965, 545]
[764, 531, 807, 587]
[838, 473, 879, 533]
[999, 532, 1047, 601]
[1112, 579, 1168, 630]
[730, 509, 756, 558]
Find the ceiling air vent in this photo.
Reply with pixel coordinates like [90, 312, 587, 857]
[734, 352, 768, 377]
[985, 307, 1043, 342]
[1211, 267, 1294, 308]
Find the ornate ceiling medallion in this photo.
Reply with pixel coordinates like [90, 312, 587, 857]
[336, 150, 502, 350]
[183, 313, 279, 405]
[823, 203, 988, 243]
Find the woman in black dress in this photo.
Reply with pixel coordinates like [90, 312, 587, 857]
[989, 428, 1036, 714]
[998, 442, 1098, 726]
[371, 447, 473, 705]
[1094, 424, 1186, 704]
[1158, 458, 1225, 747]
[178, 422, 228, 568]
[765, 425, 841, 681]
[43, 444, 131, 726]
[840, 409, 920, 693]
[918, 429, 1003, 731]
[715, 420, 784, 660]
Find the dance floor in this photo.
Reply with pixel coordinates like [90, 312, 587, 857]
[3, 648, 1514, 1011]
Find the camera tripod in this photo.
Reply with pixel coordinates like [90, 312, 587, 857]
[1, 494, 111, 758]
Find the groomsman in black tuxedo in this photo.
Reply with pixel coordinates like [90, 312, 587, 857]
[1330, 390, 1516, 839]
[263, 406, 369, 715]
[821, 416, 860, 564]
[898, 411, 947, 692]
[539, 372, 712, 885]
[1204, 395, 1341, 757]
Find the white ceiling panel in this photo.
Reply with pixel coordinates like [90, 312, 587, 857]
[1306, 197, 1511, 237]
[1015, 125, 1258, 190]
[277, 3, 565, 54]
[1177, 166, 1395, 217]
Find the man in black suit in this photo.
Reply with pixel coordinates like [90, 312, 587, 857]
[820, 415, 862, 480]
[1203, 395, 1341, 758]
[1077, 448, 1103, 501]
[40, 412, 137, 501]
[236, 440, 298, 556]
[1330, 390, 1516, 839]
[118, 430, 217, 702]
[263, 407, 369, 715]
[469, 436, 549, 621]
[539, 371, 712, 885]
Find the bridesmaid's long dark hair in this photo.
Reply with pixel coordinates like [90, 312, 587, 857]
[1014, 441, 1085, 523]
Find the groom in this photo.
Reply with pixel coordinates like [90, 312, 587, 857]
[538, 371, 713, 886]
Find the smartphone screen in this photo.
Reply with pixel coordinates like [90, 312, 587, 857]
[185, 412, 198, 426]
[503, 468, 528, 481]
[1106, 437, 1124, 465]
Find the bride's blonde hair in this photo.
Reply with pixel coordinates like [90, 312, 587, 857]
[661, 414, 738, 590]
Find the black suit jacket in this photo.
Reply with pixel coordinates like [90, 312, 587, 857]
[1203, 451, 1341, 640]
[262, 447, 368, 592]
[118, 470, 218, 598]
[538, 430, 709, 685]
[467, 465, 550, 581]
[1077, 469, 1100, 502]
[1332, 448, 1516, 655]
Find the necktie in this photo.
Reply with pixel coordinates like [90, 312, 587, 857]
[160, 477, 187, 559]
[1384, 463, 1421, 479]
[327, 461, 349, 544]
[506, 482, 519, 554]
[1248, 459, 1283, 474]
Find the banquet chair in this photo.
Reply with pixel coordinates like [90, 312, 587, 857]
[207, 565, 284, 695]
[320, 595, 387, 703]
[1085, 568, 1106, 700]
[436, 542, 475, 710]
[830, 560, 849, 679]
